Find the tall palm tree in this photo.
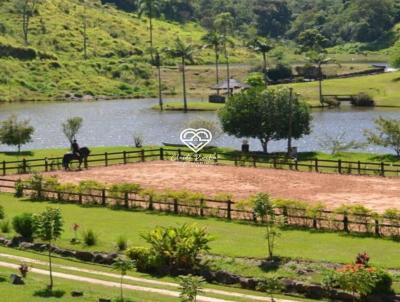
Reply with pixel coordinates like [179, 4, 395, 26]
[152, 48, 164, 111]
[248, 37, 274, 87]
[306, 51, 332, 106]
[137, 0, 160, 60]
[202, 31, 224, 86]
[166, 38, 195, 113]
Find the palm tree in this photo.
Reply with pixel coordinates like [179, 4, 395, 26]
[166, 38, 195, 113]
[202, 31, 224, 86]
[306, 51, 332, 106]
[248, 37, 274, 86]
[152, 48, 164, 111]
[137, 0, 160, 60]
[112, 258, 136, 302]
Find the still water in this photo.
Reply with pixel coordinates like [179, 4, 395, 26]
[0, 99, 399, 153]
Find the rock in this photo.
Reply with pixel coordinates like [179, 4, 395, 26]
[71, 291, 84, 297]
[92, 253, 116, 265]
[329, 290, 355, 302]
[19, 242, 34, 250]
[82, 95, 94, 101]
[54, 248, 76, 258]
[75, 251, 94, 262]
[10, 274, 24, 285]
[239, 277, 258, 290]
[31, 243, 47, 252]
[281, 278, 297, 292]
[214, 271, 240, 285]
[304, 284, 326, 299]
[293, 281, 307, 294]
[199, 270, 216, 282]
[0, 237, 7, 245]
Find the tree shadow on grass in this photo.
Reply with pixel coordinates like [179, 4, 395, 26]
[33, 288, 65, 298]
[0, 276, 7, 283]
[0, 151, 33, 157]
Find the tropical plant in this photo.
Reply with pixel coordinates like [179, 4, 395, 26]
[178, 275, 205, 302]
[34, 208, 63, 291]
[365, 117, 400, 157]
[0, 114, 34, 153]
[202, 31, 224, 85]
[82, 229, 97, 246]
[165, 38, 196, 113]
[137, 0, 161, 60]
[12, 213, 36, 240]
[112, 258, 136, 302]
[247, 37, 274, 86]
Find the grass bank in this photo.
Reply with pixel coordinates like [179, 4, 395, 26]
[1, 194, 400, 268]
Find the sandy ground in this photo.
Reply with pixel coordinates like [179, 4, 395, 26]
[6, 161, 400, 212]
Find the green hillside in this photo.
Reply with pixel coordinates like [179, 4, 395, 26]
[0, 0, 253, 102]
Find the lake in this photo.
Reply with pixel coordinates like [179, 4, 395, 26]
[0, 99, 400, 154]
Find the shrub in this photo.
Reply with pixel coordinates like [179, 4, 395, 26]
[116, 235, 128, 251]
[352, 93, 375, 107]
[142, 224, 213, 271]
[245, 72, 265, 88]
[126, 246, 159, 272]
[267, 63, 293, 82]
[12, 213, 35, 239]
[15, 179, 24, 198]
[0, 220, 10, 233]
[82, 229, 98, 246]
[178, 275, 205, 302]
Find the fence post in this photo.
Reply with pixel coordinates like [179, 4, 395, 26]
[295, 159, 298, 171]
[123, 151, 127, 164]
[124, 192, 129, 209]
[2, 161, 5, 176]
[21, 158, 26, 174]
[338, 160, 342, 174]
[200, 199, 204, 217]
[148, 197, 154, 211]
[234, 156, 238, 167]
[57, 192, 61, 202]
[45, 158, 49, 172]
[141, 149, 145, 162]
[253, 156, 256, 168]
[273, 157, 277, 169]
[315, 159, 319, 172]
[214, 152, 218, 164]
[160, 148, 164, 161]
[105, 152, 108, 167]
[102, 189, 106, 206]
[174, 199, 179, 214]
[78, 193, 83, 205]
[227, 200, 232, 220]
[84, 157, 88, 169]
[343, 214, 349, 233]
[178, 149, 182, 161]
[381, 162, 385, 177]
[375, 219, 380, 237]
[358, 161, 361, 175]
[282, 207, 289, 225]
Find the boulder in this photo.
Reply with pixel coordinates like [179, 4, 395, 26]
[54, 248, 76, 258]
[329, 290, 355, 302]
[304, 284, 326, 299]
[75, 251, 94, 262]
[239, 277, 258, 290]
[10, 274, 24, 285]
[31, 243, 48, 252]
[19, 242, 34, 250]
[214, 271, 240, 285]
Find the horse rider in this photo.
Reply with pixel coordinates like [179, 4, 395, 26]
[71, 139, 80, 158]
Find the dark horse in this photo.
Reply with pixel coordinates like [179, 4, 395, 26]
[62, 147, 91, 170]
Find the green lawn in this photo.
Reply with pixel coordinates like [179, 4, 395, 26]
[283, 71, 400, 107]
[1, 194, 400, 269]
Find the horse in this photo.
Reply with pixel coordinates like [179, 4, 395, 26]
[62, 147, 91, 170]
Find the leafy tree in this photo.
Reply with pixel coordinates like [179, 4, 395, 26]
[112, 258, 136, 302]
[34, 208, 63, 291]
[0, 115, 34, 153]
[247, 37, 274, 86]
[62, 117, 83, 144]
[14, 0, 41, 45]
[165, 38, 196, 113]
[297, 29, 329, 53]
[137, 0, 161, 59]
[365, 117, 400, 157]
[201, 31, 224, 85]
[178, 275, 205, 302]
[219, 88, 311, 153]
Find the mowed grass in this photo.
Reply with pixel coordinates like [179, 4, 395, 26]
[1, 194, 400, 268]
[283, 71, 400, 107]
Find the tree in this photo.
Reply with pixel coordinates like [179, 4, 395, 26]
[305, 51, 332, 105]
[219, 88, 311, 153]
[80, 0, 89, 60]
[178, 275, 205, 302]
[137, 0, 160, 60]
[165, 38, 195, 113]
[15, 0, 41, 45]
[152, 49, 164, 110]
[34, 208, 63, 291]
[248, 37, 274, 86]
[297, 29, 329, 53]
[214, 13, 234, 99]
[202, 31, 224, 85]
[112, 258, 136, 302]
[319, 132, 365, 155]
[62, 117, 83, 144]
[365, 117, 400, 157]
[0, 115, 34, 153]
[187, 118, 223, 140]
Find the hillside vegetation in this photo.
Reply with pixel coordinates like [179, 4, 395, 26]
[0, 0, 253, 102]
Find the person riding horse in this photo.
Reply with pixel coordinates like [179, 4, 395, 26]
[63, 140, 91, 170]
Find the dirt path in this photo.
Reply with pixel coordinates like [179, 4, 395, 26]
[8, 161, 400, 212]
[0, 253, 296, 302]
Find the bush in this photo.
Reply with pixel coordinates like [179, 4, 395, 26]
[82, 229, 97, 246]
[0, 220, 10, 233]
[267, 64, 293, 82]
[245, 72, 265, 88]
[14, 179, 24, 198]
[126, 246, 160, 272]
[351, 93, 375, 107]
[116, 235, 128, 251]
[12, 213, 35, 239]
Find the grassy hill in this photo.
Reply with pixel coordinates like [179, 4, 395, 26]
[0, 0, 254, 102]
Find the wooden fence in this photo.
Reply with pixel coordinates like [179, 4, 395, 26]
[1, 178, 400, 238]
[2, 148, 400, 177]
